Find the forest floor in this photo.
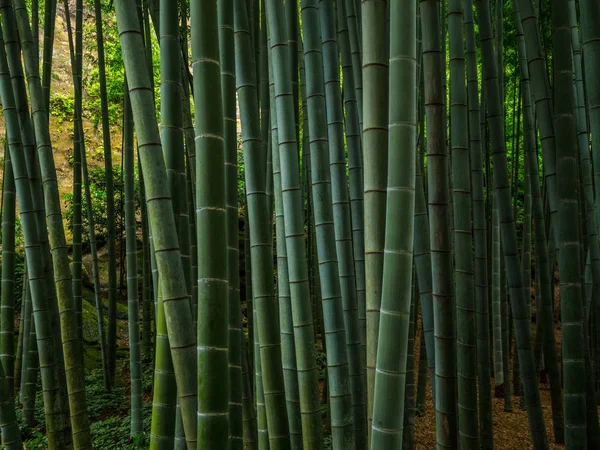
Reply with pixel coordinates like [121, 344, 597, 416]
[413, 273, 570, 449]
[18, 249, 580, 449]
[413, 337, 566, 449]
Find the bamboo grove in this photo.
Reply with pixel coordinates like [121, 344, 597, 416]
[0, 0, 598, 448]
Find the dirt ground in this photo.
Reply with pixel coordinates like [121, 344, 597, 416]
[412, 307, 567, 449]
[414, 371, 565, 449]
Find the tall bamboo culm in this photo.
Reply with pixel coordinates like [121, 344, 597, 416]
[362, 0, 389, 435]
[370, 0, 416, 446]
[475, 0, 548, 447]
[115, 1, 198, 444]
[420, 0, 458, 447]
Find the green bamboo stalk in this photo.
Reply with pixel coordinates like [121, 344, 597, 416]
[362, 0, 389, 434]
[413, 109, 436, 403]
[371, 0, 416, 446]
[448, 0, 478, 444]
[568, 1, 600, 443]
[420, 1, 458, 447]
[259, 0, 269, 191]
[0, 16, 69, 447]
[475, 0, 548, 446]
[515, 0, 558, 229]
[500, 243, 512, 411]
[93, 0, 118, 383]
[299, 0, 354, 446]
[269, 79, 303, 450]
[22, 317, 38, 427]
[402, 283, 417, 450]
[492, 199, 504, 388]
[9, 0, 98, 444]
[14, 263, 27, 396]
[265, 27, 302, 446]
[218, 0, 244, 444]
[123, 83, 143, 438]
[523, 70, 565, 439]
[141, 182, 153, 360]
[336, 0, 367, 368]
[62, 0, 112, 405]
[71, 0, 83, 346]
[243, 218, 254, 391]
[415, 326, 428, 414]
[241, 336, 258, 450]
[511, 5, 564, 442]
[344, 0, 363, 132]
[319, 0, 366, 445]
[464, 0, 492, 443]
[192, 0, 230, 444]
[579, 0, 600, 250]
[115, 1, 198, 444]
[1, 141, 16, 396]
[151, 282, 177, 448]
[266, 0, 325, 445]
[519, 137, 532, 402]
[31, 0, 38, 55]
[0, 363, 22, 450]
[159, 0, 192, 445]
[234, 0, 290, 445]
[18, 266, 31, 400]
[140, 164, 154, 359]
[284, 0, 299, 144]
[552, 0, 587, 445]
[41, 0, 55, 112]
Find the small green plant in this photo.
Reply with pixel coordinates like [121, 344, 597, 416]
[49, 93, 75, 123]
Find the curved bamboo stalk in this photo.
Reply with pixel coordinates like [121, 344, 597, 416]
[269, 76, 303, 450]
[61, 0, 110, 392]
[475, 0, 548, 446]
[512, 6, 564, 443]
[115, 1, 198, 444]
[370, 0, 416, 446]
[336, 0, 367, 370]
[362, 0, 389, 433]
[514, 0, 558, 228]
[319, 0, 367, 445]
[0, 16, 70, 447]
[234, 0, 291, 446]
[299, 0, 355, 446]
[266, 0, 327, 446]
[262, 31, 303, 447]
